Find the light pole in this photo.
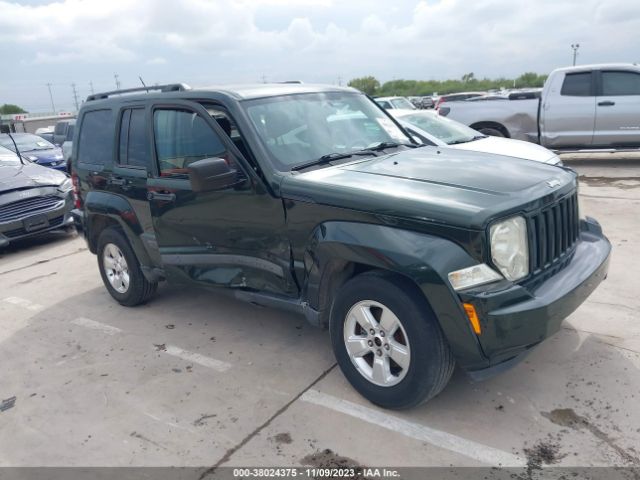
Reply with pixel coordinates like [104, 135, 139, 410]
[571, 43, 580, 66]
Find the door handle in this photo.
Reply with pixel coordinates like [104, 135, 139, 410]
[598, 101, 615, 106]
[147, 191, 176, 202]
[109, 176, 128, 186]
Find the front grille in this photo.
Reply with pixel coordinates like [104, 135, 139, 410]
[3, 215, 65, 238]
[529, 192, 579, 273]
[0, 195, 63, 223]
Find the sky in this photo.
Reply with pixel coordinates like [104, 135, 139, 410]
[1, 0, 639, 112]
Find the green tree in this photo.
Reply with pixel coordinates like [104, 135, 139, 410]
[347, 76, 381, 96]
[0, 104, 27, 114]
[461, 72, 475, 83]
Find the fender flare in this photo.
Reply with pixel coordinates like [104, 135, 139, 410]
[303, 221, 488, 370]
[84, 191, 154, 272]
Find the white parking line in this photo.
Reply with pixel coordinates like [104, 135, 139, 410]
[163, 345, 232, 373]
[301, 389, 525, 467]
[71, 317, 122, 335]
[2, 296, 43, 311]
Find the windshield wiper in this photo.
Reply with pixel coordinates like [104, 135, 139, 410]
[362, 141, 419, 152]
[291, 151, 376, 172]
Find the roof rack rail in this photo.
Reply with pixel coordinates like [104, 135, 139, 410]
[86, 83, 191, 102]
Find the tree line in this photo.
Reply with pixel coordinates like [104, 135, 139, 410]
[347, 72, 548, 97]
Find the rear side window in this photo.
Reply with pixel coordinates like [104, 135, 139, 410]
[153, 109, 227, 176]
[561, 72, 593, 96]
[601, 71, 640, 96]
[118, 109, 151, 169]
[77, 110, 113, 165]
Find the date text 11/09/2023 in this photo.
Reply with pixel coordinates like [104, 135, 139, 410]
[232, 468, 400, 478]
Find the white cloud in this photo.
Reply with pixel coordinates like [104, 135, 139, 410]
[146, 57, 168, 65]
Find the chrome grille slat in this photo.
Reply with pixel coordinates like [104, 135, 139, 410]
[0, 195, 63, 222]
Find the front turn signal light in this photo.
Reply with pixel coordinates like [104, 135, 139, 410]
[463, 303, 481, 335]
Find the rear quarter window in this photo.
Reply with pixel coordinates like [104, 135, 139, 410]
[77, 110, 114, 166]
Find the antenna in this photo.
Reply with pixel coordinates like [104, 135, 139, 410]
[139, 76, 149, 92]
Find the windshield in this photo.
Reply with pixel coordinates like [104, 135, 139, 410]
[401, 112, 482, 145]
[390, 98, 416, 110]
[0, 145, 20, 166]
[243, 92, 410, 170]
[0, 134, 55, 152]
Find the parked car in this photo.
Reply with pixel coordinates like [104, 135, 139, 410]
[434, 92, 485, 109]
[440, 64, 640, 149]
[374, 96, 417, 110]
[0, 144, 74, 248]
[53, 119, 76, 146]
[390, 109, 562, 165]
[408, 96, 435, 109]
[60, 120, 76, 173]
[35, 126, 55, 143]
[72, 83, 610, 409]
[0, 133, 66, 172]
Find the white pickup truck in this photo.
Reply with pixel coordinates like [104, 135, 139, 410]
[440, 63, 640, 150]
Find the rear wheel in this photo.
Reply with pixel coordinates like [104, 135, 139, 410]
[330, 271, 454, 409]
[97, 227, 157, 306]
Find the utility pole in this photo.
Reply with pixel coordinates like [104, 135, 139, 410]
[89, 81, 95, 94]
[261, 73, 267, 84]
[337, 75, 342, 86]
[71, 83, 80, 111]
[46, 83, 56, 113]
[114, 73, 121, 90]
[571, 43, 580, 66]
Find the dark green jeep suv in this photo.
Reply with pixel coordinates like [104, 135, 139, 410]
[71, 83, 610, 409]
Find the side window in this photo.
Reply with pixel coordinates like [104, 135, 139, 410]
[77, 110, 113, 166]
[377, 101, 391, 109]
[561, 72, 593, 96]
[118, 108, 151, 169]
[601, 71, 640, 96]
[153, 109, 227, 177]
[54, 122, 66, 135]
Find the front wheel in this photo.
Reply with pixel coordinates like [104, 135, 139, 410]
[330, 272, 454, 409]
[97, 227, 157, 307]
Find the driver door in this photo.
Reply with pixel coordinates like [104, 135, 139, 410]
[147, 100, 297, 297]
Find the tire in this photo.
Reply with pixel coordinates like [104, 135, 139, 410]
[478, 127, 505, 137]
[97, 227, 157, 307]
[330, 271, 454, 409]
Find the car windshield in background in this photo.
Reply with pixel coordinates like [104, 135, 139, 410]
[390, 97, 416, 109]
[402, 112, 482, 145]
[243, 92, 410, 170]
[0, 134, 55, 152]
[0, 145, 20, 166]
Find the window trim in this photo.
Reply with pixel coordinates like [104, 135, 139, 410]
[560, 71, 595, 97]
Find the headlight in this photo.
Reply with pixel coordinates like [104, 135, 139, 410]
[58, 178, 72, 192]
[448, 264, 503, 291]
[490, 216, 529, 281]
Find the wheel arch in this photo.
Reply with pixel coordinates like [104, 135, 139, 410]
[302, 221, 489, 370]
[84, 191, 153, 271]
[470, 121, 511, 138]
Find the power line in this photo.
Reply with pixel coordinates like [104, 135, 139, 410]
[46, 83, 56, 113]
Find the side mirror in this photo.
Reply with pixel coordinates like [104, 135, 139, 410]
[187, 157, 237, 192]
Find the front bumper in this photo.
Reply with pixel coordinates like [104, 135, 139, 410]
[461, 217, 611, 374]
[0, 193, 74, 247]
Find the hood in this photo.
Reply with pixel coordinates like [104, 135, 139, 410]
[0, 161, 67, 194]
[281, 147, 576, 229]
[23, 147, 64, 164]
[451, 136, 559, 164]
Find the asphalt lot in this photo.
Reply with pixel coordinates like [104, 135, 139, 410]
[0, 157, 639, 475]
